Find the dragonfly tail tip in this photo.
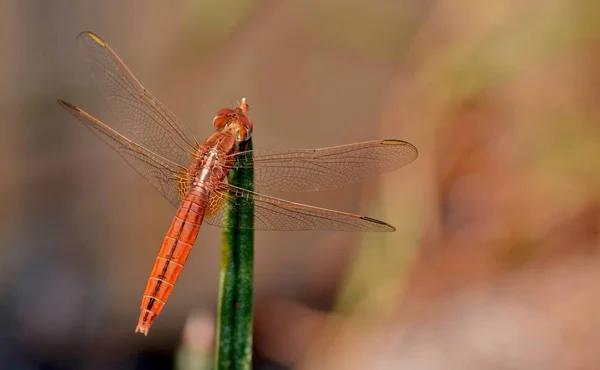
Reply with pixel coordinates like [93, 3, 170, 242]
[135, 324, 149, 336]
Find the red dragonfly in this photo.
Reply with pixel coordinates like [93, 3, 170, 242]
[58, 32, 418, 335]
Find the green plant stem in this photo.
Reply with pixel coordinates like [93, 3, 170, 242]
[216, 139, 254, 370]
[216, 226, 236, 369]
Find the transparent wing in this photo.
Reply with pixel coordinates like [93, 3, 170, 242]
[204, 184, 395, 232]
[77, 31, 198, 167]
[58, 100, 188, 208]
[226, 139, 418, 192]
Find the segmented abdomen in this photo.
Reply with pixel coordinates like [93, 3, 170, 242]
[135, 186, 209, 335]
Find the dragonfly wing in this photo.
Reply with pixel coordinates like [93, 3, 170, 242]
[226, 139, 418, 192]
[77, 31, 198, 167]
[204, 184, 395, 232]
[58, 100, 187, 208]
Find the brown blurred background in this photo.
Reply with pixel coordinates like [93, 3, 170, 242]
[2, 0, 600, 369]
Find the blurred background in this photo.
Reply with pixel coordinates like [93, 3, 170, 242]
[2, 0, 600, 369]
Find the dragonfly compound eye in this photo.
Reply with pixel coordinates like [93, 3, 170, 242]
[235, 113, 253, 142]
[213, 108, 235, 132]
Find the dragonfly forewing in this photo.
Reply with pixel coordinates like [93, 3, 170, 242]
[225, 139, 418, 193]
[77, 31, 198, 167]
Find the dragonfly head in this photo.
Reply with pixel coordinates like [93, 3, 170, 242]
[212, 98, 253, 142]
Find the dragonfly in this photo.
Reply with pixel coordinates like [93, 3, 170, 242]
[57, 32, 418, 336]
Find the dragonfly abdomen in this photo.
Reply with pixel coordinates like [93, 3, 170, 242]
[135, 186, 210, 335]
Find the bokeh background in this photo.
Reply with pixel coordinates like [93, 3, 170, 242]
[2, 0, 600, 369]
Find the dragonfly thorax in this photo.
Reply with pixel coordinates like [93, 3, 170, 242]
[190, 149, 228, 191]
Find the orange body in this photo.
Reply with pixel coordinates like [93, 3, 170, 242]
[135, 187, 207, 334]
[135, 130, 241, 335]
